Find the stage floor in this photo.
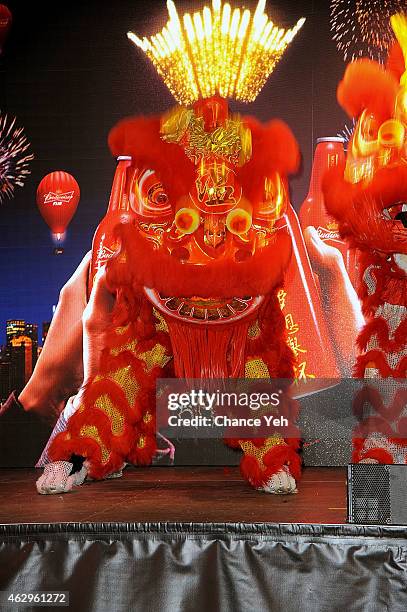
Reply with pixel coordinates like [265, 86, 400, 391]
[0, 466, 347, 524]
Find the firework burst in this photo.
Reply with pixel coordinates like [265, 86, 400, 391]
[330, 0, 406, 62]
[0, 112, 34, 204]
[337, 119, 356, 146]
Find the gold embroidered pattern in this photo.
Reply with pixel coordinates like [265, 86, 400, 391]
[110, 339, 138, 357]
[239, 435, 285, 469]
[139, 343, 171, 372]
[94, 394, 125, 436]
[245, 358, 270, 378]
[247, 320, 261, 339]
[161, 108, 252, 166]
[137, 435, 146, 449]
[80, 425, 110, 464]
[153, 308, 169, 332]
[108, 366, 139, 406]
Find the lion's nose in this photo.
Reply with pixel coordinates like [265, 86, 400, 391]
[203, 214, 226, 248]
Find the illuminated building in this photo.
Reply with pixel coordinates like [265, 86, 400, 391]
[24, 323, 38, 368]
[2, 321, 40, 396]
[42, 321, 50, 345]
[6, 320, 25, 346]
[0, 347, 11, 402]
[11, 336, 33, 385]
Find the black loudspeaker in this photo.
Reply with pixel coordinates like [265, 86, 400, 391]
[348, 464, 407, 525]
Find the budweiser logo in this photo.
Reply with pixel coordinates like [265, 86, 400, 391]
[44, 191, 74, 204]
[96, 242, 117, 263]
[317, 226, 343, 243]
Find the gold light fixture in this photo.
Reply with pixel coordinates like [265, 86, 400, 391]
[127, 0, 305, 104]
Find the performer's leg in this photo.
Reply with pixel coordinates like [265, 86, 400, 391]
[224, 397, 302, 494]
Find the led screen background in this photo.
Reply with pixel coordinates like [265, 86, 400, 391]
[0, 0, 349, 338]
[0, 0, 357, 465]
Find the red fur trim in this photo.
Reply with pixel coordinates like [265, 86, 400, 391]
[238, 118, 299, 204]
[323, 165, 407, 256]
[106, 222, 291, 299]
[357, 316, 407, 354]
[240, 443, 302, 488]
[139, 412, 156, 435]
[367, 164, 407, 211]
[263, 444, 302, 481]
[101, 351, 157, 396]
[386, 42, 405, 81]
[243, 118, 300, 174]
[82, 378, 138, 422]
[286, 437, 301, 452]
[260, 346, 296, 379]
[322, 165, 354, 226]
[356, 252, 407, 317]
[86, 451, 128, 480]
[248, 293, 284, 345]
[354, 351, 407, 378]
[337, 59, 398, 121]
[136, 331, 172, 355]
[127, 433, 157, 466]
[240, 454, 264, 487]
[49, 434, 102, 465]
[67, 405, 137, 456]
[223, 438, 242, 448]
[108, 115, 196, 205]
[353, 444, 394, 464]
[48, 431, 126, 480]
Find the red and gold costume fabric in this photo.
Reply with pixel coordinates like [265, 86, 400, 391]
[323, 17, 407, 464]
[48, 96, 302, 488]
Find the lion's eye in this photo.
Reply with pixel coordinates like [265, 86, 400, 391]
[148, 183, 169, 206]
[132, 169, 172, 218]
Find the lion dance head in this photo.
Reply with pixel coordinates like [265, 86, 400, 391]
[106, 96, 299, 379]
[323, 15, 407, 279]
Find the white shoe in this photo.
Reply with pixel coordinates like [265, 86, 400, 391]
[36, 461, 87, 495]
[260, 466, 297, 494]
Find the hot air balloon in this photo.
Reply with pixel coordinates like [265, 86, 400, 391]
[36, 171, 80, 254]
[0, 5, 12, 54]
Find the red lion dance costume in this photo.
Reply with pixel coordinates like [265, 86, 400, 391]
[323, 14, 407, 464]
[37, 1, 306, 494]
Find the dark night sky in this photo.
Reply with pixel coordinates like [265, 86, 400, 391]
[0, 0, 348, 344]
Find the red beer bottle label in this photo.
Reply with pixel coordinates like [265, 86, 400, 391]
[299, 137, 358, 286]
[278, 204, 340, 390]
[88, 156, 133, 297]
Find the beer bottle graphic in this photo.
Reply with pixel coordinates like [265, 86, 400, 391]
[280, 204, 340, 391]
[299, 137, 358, 286]
[88, 156, 133, 297]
